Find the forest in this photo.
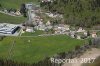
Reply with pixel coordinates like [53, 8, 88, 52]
[40, 0, 100, 28]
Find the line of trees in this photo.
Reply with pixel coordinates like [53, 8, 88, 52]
[0, 57, 61, 66]
[40, 0, 100, 28]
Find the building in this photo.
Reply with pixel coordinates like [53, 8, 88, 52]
[25, 3, 39, 26]
[41, 0, 53, 2]
[26, 27, 35, 32]
[0, 23, 20, 34]
[77, 27, 85, 32]
[77, 35, 81, 39]
[15, 10, 21, 16]
[91, 32, 97, 38]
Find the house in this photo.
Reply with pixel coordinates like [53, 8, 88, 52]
[54, 24, 70, 34]
[26, 27, 35, 32]
[84, 31, 87, 36]
[46, 21, 51, 26]
[15, 10, 21, 16]
[41, 0, 53, 2]
[34, 21, 46, 31]
[77, 27, 85, 32]
[91, 32, 97, 38]
[70, 31, 76, 38]
[77, 35, 81, 39]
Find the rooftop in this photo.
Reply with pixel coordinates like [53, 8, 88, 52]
[0, 23, 19, 34]
[0, 23, 18, 31]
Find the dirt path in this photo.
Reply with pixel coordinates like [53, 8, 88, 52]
[7, 39, 16, 59]
[62, 48, 100, 66]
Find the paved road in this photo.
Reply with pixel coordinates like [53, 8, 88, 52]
[62, 48, 100, 66]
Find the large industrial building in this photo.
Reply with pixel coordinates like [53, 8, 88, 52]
[0, 23, 20, 34]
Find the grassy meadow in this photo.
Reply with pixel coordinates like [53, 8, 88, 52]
[0, 0, 39, 24]
[22, 30, 45, 36]
[0, 35, 85, 63]
[0, 13, 26, 24]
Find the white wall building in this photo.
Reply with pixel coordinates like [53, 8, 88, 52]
[0, 23, 20, 34]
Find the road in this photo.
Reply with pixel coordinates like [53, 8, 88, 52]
[62, 48, 100, 66]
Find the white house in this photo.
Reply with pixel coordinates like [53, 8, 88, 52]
[15, 10, 21, 16]
[77, 27, 85, 32]
[26, 27, 35, 32]
[84, 31, 87, 36]
[91, 32, 97, 38]
[77, 35, 81, 39]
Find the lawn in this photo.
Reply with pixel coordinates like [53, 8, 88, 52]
[0, 0, 39, 9]
[22, 30, 45, 36]
[0, 35, 85, 63]
[0, 0, 39, 24]
[0, 13, 26, 24]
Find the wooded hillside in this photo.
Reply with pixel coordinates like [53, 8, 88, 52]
[40, 0, 100, 28]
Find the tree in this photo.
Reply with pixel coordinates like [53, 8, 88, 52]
[41, 0, 100, 28]
[0, 4, 1, 7]
[0, 4, 2, 9]
[87, 31, 90, 36]
[0, 36, 5, 41]
[20, 4, 27, 17]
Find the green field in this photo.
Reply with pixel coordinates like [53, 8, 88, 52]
[0, 35, 84, 63]
[22, 30, 45, 36]
[0, 0, 39, 9]
[0, 0, 39, 24]
[0, 13, 26, 24]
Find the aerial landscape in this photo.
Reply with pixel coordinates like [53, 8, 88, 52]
[0, 0, 100, 66]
